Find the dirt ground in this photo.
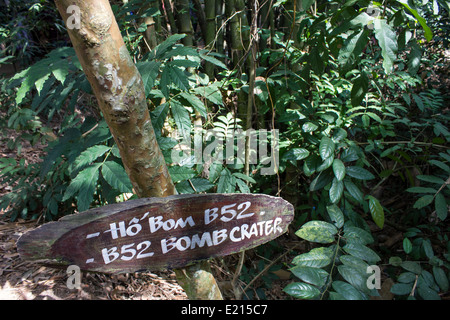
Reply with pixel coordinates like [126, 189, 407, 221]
[0, 219, 189, 300]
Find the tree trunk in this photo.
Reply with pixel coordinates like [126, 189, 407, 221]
[175, 0, 194, 46]
[54, 0, 222, 300]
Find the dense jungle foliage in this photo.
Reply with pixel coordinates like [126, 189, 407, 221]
[0, 0, 449, 300]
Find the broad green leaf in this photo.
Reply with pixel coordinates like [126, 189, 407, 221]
[367, 195, 384, 229]
[153, 34, 186, 59]
[346, 166, 375, 180]
[283, 148, 310, 163]
[332, 159, 346, 181]
[232, 172, 256, 184]
[302, 122, 319, 132]
[417, 285, 441, 300]
[344, 226, 374, 245]
[351, 71, 369, 107]
[435, 193, 448, 221]
[319, 136, 335, 160]
[290, 266, 329, 287]
[217, 168, 235, 193]
[338, 265, 368, 293]
[403, 238, 413, 254]
[406, 187, 438, 193]
[63, 163, 101, 212]
[73, 145, 111, 172]
[422, 239, 434, 259]
[235, 178, 250, 193]
[137, 61, 160, 97]
[180, 92, 207, 118]
[401, 261, 422, 274]
[329, 178, 344, 204]
[373, 19, 398, 74]
[292, 247, 334, 268]
[168, 166, 196, 183]
[433, 267, 449, 292]
[391, 282, 413, 295]
[413, 194, 434, 209]
[199, 52, 227, 70]
[407, 41, 422, 75]
[398, 0, 433, 41]
[327, 204, 344, 228]
[310, 170, 334, 191]
[170, 100, 191, 141]
[168, 65, 191, 92]
[151, 103, 170, 133]
[343, 243, 381, 263]
[338, 29, 370, 71]
[340, 255, 369, 273]
[296, 220, 338, 244]
[344, 180, 364, 203]
[332, 281, 365, 300]
[397, 272, 416, 284]
[283, 282, 320, 300]
[101, 161, 133, 193]
[176, 178, 214, 194]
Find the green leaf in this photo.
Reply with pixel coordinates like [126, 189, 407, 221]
[235, 178, 250, 193]
[168, 65, 191, 92]
[180, 92, 207, 118]
[327, 204, 344, 228]
[351, 71, 369, 107]
[319, 136, 335, 160]
[63, 163, 101, 212]
[417, 285, 441, 300]
[292, 247, 334, 268]
[435, 193, 448, 221]
[283, 282, 320, 300]
[344, 180, 364, 203]
[406, 187, 438, 193]
[153, 34, 186, 59]
[283, 148, 310, 163]
[344, 226, 374, 245]
[296, 221, 338, 244]
[168, 166, 196, 183]
[422, 239, 434, 259]
[176, 177, 214, 194]
[367, 195, 385, 229]
[413, 194, 434, 209]
[330, 178, 344, 204]
[391, 282, 413, 295]
[373, 19, 398, 74]
[73, 145, 111, 172]
[290, 266, 329, 287]
[398, 0, 433, 41]
[137, 61, 160, 97]
[332, 159, 346, 181]
[302, 122, 319, 132]
[346, 166, 375, 180]
[407, 41, 422, 75]
[338, 29, 370, 71]
[332, 281, 365, 300]
[170, 100, 191, 141]
[401, 261, 422, 274]
[199, 52, 227, 70]
[433, 267, 449, 292]
[217, 168, 235, 193]
[101, 161, 133, 193]
[343, 243, 381, 263]
[403, 238, 413, 254]
[337, 265, 368, 293]
[232, 172, 256, 184]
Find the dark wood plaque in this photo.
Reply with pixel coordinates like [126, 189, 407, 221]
[17, 194, 294, 274]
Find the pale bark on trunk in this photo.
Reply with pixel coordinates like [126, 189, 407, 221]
[54, 0, 222, 300]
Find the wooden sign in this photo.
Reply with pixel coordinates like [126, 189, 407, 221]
[17, 194, 294, 274]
